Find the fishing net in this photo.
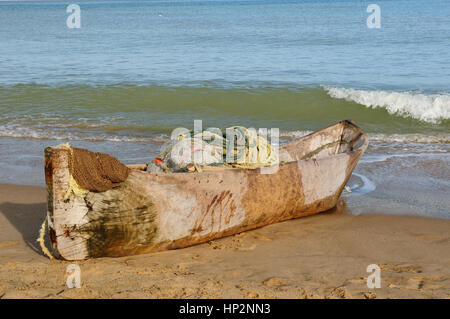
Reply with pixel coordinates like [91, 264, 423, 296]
[148, 126, 278, 173]
[68, 147, 130, 192]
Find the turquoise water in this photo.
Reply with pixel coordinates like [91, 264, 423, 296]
[1, 0, 450, 90]
[0, 0, 449, 140]
[0, 0, 449, 217]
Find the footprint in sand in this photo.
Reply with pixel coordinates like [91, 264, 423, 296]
[380, 263, 422, 274]
[363, 291, 376, 299]
[208, 238, 256, 251]
[208, 240, 225, 250]
[252, 233, 272, 241]
[405, 277, 425, 290]
[329, 287, 352, 299]
[262, 277, 290, 287]
[247, 292, 259, 298]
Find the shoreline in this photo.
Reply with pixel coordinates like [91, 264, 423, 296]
[1, 183, 449, 299]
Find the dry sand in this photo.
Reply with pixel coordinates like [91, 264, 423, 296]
[0, 183, 449, 299]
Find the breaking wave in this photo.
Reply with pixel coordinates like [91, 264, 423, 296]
[324, 87, 450, 124]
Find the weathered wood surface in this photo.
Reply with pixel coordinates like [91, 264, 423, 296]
[45, 120, 368, 260]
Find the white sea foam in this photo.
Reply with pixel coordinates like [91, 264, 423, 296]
[0, 125, 167, 143]
[346, 173, 376, 196]
[324, 87, 450, 124]
[368, 133, 450, 143]
[0, 125, 448, 144]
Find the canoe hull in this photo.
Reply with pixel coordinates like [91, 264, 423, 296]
[45, 120, 368, 260]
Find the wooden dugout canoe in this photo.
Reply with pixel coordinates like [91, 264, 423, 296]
[44, 120, 368, 260]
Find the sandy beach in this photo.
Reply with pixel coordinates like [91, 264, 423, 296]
[0, 183, 448, 299]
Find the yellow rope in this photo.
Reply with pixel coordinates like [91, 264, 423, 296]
[37, 217, 55, 260]
[63, 175, 89, 201]
[223, 126, 278, 169]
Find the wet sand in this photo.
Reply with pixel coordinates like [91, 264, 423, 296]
[0, 183, 449, 299]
